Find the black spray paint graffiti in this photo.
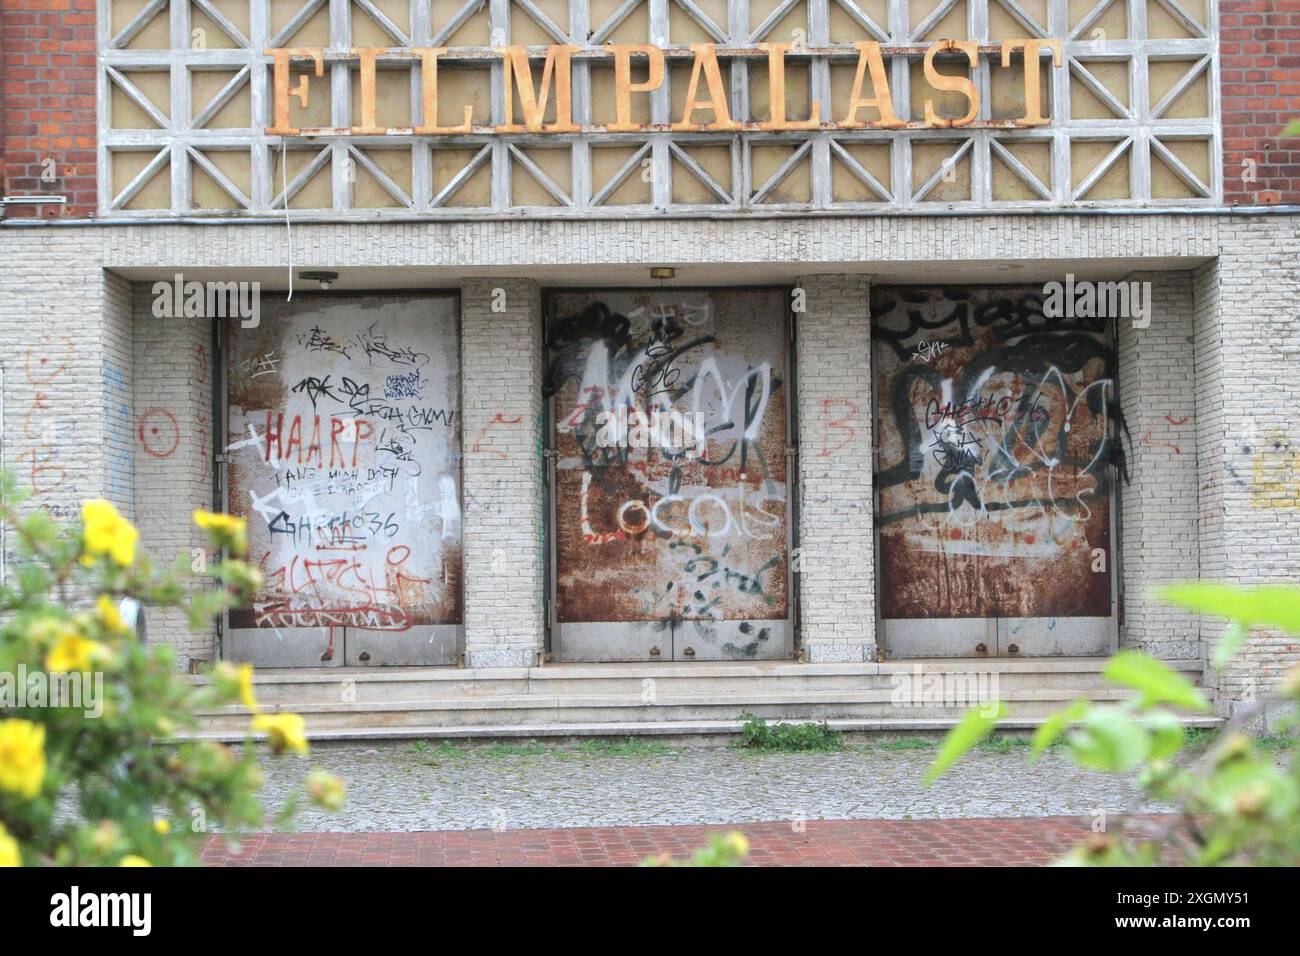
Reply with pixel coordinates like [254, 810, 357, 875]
[875, 286, 1130, 528]
[873, 285, 1125, 620]
[547, 292, 790, 645]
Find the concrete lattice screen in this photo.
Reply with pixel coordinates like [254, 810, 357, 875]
[100, 0, 1219, 216]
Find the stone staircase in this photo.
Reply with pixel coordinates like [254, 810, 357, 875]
[182, 658, 1220, 743]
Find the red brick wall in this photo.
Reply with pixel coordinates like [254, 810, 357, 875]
[0, 0, 97, 219]
[1221, 0, 1300, 207]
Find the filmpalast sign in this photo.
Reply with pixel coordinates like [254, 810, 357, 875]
[267, 40, 1062, 137]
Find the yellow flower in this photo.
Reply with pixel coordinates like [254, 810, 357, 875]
[46, 632, 108, 673]
[119, 855, 152, 867]
[96, 596, 127, 635]
[724, 832, 750, 857]
[193, 510, 248, 553]
[214, 661, 259, 713]
[0, 719, 46, 799]
[0, 823, 20, 867]
[81, 500, 138, 567]
[193, 510, 245, 536]
[306, 770, 346, 811]
[252, 713, 309, 755]
[153, 819, 171, 835]
[91, 821, 122, 855]
[237, 664, 258, 713]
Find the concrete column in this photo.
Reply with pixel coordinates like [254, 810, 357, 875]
[460, 278, 546, 668]
[794, 274, 875, 663]
[1116, 270, 1200, 661]
[132, 285, 216, 667]
[1193, 225, 1300, 716]
[0, 238, 108, 520]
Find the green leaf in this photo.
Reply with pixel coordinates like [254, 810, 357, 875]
[1030, 698, 1089, 762]
[1212, 620, 1247, 670]
[1069, 707, 1150, 773]
[1161, 582, 1300, 634]
[1204, 760, 1299, 819]
[19, 510, 60, 548]
[923, 701, 1006, 785]
[1103, 650, 1211, 712]
[1144, 710, 1187, 760]
[1196, 832, 1237, 867]
[1283, 119, 1300, 137]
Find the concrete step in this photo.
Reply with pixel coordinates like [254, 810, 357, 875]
[188, 659, 1211, 740]
[177, 714, 1225, 745]
[192, 688, 1181, 733]
[203, 659, 1204, 706]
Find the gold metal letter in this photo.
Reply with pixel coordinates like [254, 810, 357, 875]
[352, 48, 384, 134]
[415, 47, 472, 133]
[756, 43, 821, 130]
[840, 41, 902, 129]
[266, 47, 324, 135]
[923, 40, 980, 127]
[609, 45, 664, 132]
[1000, 39, 1062, 126]
[498, 44, 579, 133]
[671, 44, 740, 131]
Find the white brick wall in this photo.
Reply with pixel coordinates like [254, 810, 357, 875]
[1117, 270, 1201, 660]
[0, 243, 109, 549]
[795, 275, 875, 663]
[1195, 223, 1300, 714]
[103, 271, 134, 517]
[2, 213, 1297, 708]
[132, 286, 216, 667]
[460, 279, 546, 668]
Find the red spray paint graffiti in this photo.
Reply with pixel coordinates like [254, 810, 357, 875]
[138, 407, 180, 458]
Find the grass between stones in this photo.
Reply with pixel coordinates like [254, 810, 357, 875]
[395, 726, 1284, 764]
[404, 736, 681, 764]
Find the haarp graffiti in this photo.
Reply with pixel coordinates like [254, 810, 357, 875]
[873, 286, 1127, 620]
[547, 290, 790, 652]
[225, 296, 462, 662]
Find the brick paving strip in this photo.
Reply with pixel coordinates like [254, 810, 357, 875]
[200, 815, 1175, 867]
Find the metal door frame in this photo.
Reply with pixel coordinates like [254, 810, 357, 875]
[543, 286, 798, 663]
[869, 283, 1122, 660]
[217, 287, 466, 667]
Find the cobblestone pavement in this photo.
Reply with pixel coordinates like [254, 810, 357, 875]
[203, 815, 1164, 867]
[247, 740, 1172, 833]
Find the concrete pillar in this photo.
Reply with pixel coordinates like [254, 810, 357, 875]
[794, 274, 875, 663]
[1193, 225, 1300, 716]
[0, 238, 109, 521]
[459, 278, 546, 668]
[132, 285, 216, 667]
[1116, 270, 1200, 661]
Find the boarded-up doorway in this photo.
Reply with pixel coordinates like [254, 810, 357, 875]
[224, 293, 462, 666]
[546, 289, 794, 662]
[873, 286, 1119, 658]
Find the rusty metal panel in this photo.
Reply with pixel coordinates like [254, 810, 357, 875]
[873, 285, 1115, 623]
[547, 289, 791, 661]
[225, 294, 462, 666]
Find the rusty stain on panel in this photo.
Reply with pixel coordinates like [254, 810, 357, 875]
[548, 289, 790, 632]
[226, 295, 462, 636]
[873, 286, 1116, 620]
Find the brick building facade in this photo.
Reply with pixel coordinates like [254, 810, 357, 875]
[1, 1, 1297, 729]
